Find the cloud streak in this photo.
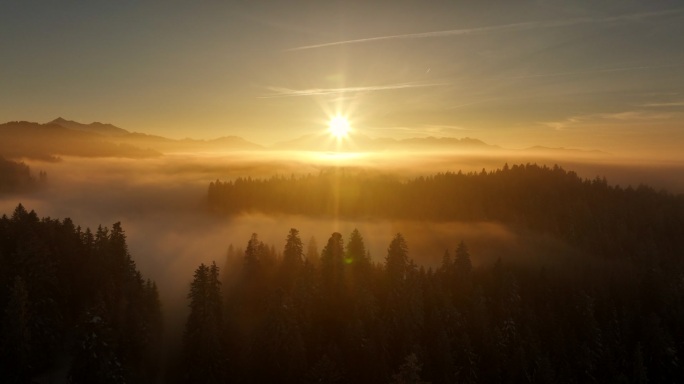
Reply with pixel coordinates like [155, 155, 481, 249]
[641, 100, 684, 107]
[260, 82, 447, 98]
[504, 63, 684, 80]
[543, 110, 679, 130]
[289, 9, 683, 51]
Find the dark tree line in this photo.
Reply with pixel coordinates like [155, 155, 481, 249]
[0, 156, 46, 194]
[3, 163, 684, 383]
[180, 228, 684, 383]
[207, 164, 684, 265]
[0, 205, 162, 383]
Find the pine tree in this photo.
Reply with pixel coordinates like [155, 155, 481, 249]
[344, 229, 371, 295]
[282, 228, 304, 291]
[244, 233, 264, 278]
[346, 228, 368, 267]
[181, 262, 225, 383]
[386, 233, 409, 284]
[440, 249, 452, 274]
[454, 241, 472, 276]
[320, 232, 345, 295]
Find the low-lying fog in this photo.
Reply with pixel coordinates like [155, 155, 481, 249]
[2, 150, 683, 363]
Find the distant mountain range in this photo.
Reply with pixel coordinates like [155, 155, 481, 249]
[49, 117, 130, 136]
[0, 118, 263, 160]
[0, 118, 606, 160]
[271, 133, 501, 152]
[0, 120, 159, 161]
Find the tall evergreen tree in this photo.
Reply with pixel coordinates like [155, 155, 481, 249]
[243, 233, 264, 278]
[320, 232, 345, 294]
[386, 233, 409, 284]
[345, 228, 371, 294]
[454, 241, 472, 276]
[345, 228, 368, 266]
[439, 249, 452, 274]
[181, 262, 225, 383]
[281, 228, 304, 291]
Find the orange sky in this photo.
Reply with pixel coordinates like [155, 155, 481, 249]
[1, 1, 683, 156]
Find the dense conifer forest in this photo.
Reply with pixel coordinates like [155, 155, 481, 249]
[198, 164, 684, 382]
[0, 205, 162, 383]
[0, 157, 46, 194]
[176, 228, 684, 383]
[207, 164, 684, 264]
[3, 163, 684, 382]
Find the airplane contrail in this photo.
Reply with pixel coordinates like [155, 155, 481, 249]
[288, 9, 683, 51]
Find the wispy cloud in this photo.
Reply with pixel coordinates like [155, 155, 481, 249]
[542, 116, 585, 131]
[289, 9, 683, 51]
[543, 110, 678, 130]
[505, 63, 683, 80]
[597, 111, 676, 120]
[260, 82, 447, 98]
[640, 100, 684, 107]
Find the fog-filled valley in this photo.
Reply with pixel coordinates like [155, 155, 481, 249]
[4, 1, 684, 381]
[2, 148, 684, 382]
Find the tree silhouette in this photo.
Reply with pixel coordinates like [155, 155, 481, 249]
[281, 228, 304, 291]
[0, 205, 162, 382]
[182, 262, 225, 383]
[386, 233, 409, 284]
[454, 241, 472, 276]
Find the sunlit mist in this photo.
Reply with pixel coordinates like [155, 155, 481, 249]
[3, 1, 684, 382]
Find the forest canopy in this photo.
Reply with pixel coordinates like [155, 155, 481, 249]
[0, 205, 162, 383]
[178, 226, 684, 383]
[0, 157, 46, 194]
[3, 162, 684, 383]
[207, 164, 684, 264]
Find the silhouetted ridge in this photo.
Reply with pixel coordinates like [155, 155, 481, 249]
[48, 117, 130, 136]
[207, 164, 684, 262]
[271, 133, 499, 152]
[0, 121, 161, 160]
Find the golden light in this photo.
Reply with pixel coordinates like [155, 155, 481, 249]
[328, 116, 350, 138]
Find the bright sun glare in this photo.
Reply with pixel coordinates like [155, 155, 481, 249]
[329, 116, 350, 138]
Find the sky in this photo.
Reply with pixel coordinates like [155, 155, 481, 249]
[1, 0, 684, 154]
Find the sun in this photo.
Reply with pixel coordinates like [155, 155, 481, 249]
[328, 116, 350, 138]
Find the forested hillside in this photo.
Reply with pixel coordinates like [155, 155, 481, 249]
[0, 121, 161, 160]
[198, 164, 684, 382]
[0, 157, 46, 194]
[4, 163, 684, 383]
[0, 205, 162, 382]
[178, 228, 684, 383]
[207, 164, 684, 264]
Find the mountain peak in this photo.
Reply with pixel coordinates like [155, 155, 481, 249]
[49, 117, 70, 124]
[48, 117, 129, 136]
